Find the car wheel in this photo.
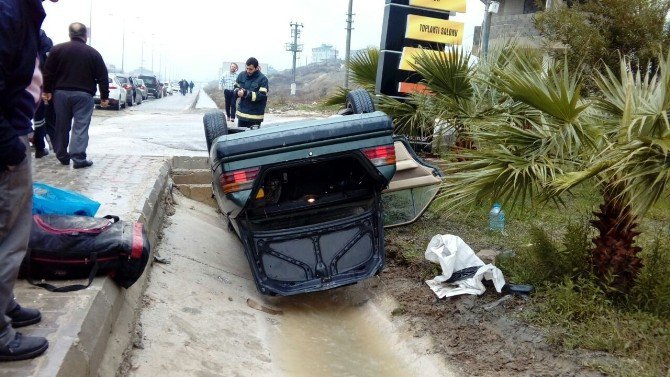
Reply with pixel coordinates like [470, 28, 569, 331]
[137, 94, 142, 104]
[345, 89, 375, 114]
[203, 110, 229, 152]
[116, 98, 122, 110]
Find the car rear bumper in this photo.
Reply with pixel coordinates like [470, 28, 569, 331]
[94, 97, 121, 106]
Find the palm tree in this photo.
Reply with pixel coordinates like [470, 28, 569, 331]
[434, 49, 670, 293]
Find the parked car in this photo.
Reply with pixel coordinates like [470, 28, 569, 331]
[162, 82, 171, 96]
[115, 74, 142, 106]
[135, 78, 148, 100]
[203, 89, 442, 296]
[138, 74, 162, 98]
[170, 82, 180, 93]
[94, 74, 125, 110]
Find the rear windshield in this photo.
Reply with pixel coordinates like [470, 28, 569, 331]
[116, 76, 128, 83]
[141, 77, 157, 85]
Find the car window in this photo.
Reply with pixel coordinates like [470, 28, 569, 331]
[141, 77, 157, 85]
[116, 76, 128, 83]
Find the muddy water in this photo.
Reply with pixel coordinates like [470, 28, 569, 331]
[271, 289, 415, 377]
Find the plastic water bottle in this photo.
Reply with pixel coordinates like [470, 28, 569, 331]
[488, 203, 505, 232]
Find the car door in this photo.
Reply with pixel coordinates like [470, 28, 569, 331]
[382, 136, 444, 228]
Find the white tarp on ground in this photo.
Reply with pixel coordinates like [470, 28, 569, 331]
[425, 234, 506, 298]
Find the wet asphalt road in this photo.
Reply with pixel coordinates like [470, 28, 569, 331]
[88, 90, 210, 157]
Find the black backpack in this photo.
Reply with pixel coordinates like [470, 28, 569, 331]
[21, 214, 150, 292]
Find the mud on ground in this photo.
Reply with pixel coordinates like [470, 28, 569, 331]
[382, 237, 611, 377]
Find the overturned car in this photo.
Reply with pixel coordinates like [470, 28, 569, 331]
[204, 90, 442, 296]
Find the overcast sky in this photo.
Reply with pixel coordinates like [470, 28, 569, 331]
[41, 0, 484, 81]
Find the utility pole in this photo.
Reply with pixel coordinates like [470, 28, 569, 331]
[285, 22, 303, 95]
[344, 0, 354, 89]
[481, 1, 499, 58]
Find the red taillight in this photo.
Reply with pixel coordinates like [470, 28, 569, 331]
[123, 84, 131, 89]
[219, 167, 260, 194]
[109, 85, 118, 89]
[362, 145, 396, 166]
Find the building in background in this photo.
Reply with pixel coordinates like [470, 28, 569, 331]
[481, 0, 554, 48]
[311, 44, 338, 64]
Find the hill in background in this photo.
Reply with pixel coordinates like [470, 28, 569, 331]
[266, 60, 345, 104]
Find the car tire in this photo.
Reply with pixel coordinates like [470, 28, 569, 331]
[203, 110, 228, 152]
[345, 89, 375, 114]
[136, 94, 142, 105]
[116, 98, 122, 110]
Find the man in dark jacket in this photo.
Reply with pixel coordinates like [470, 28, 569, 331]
[234, 57, 269, 128]
[0, 0, 56, 362]
[43, 22, 109, 169]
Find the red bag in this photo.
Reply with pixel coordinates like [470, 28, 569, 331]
[21, 214, 150, 292]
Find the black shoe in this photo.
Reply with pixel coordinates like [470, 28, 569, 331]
[6, 305, 41, 328]
[73, 160, 93, 169]
[35, 149, 49, 159]
[57, 157, 70, 165]
[0, 333, 48, 362]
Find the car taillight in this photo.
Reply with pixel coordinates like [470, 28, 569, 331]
[123, 84, 130, 89]
[109, 85, 117, 89]
[362, 145, 396, 166]
[219, 167, 260, 194]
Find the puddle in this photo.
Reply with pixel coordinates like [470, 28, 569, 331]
[271, 288, 415, 377]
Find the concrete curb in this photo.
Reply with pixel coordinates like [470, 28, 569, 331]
[28, 161, 172, 377]
[95, 162, 171, 377]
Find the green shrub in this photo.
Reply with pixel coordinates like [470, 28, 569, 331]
[631, 228, 670, 318]
[497, 220, 592, 286]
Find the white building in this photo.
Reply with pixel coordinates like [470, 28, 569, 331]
[311, 44, 338, 64]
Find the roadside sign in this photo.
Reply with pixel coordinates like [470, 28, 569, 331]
[376, 0, 465, 98]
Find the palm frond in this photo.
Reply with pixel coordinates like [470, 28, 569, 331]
[410, 46, 473, 101]
[348, 48, 379, 89]
[438, 146, 565, 212]
[322, 86, 349, 106]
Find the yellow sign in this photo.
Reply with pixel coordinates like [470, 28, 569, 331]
[409, 0, 467, 13]
[399, 47, 448, 71]
[405, 15, 464, 45]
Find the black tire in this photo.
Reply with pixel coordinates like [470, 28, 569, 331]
[203, 110, 228, 152]
[345, 89, 375, 114]
[115, 98, 122, 110]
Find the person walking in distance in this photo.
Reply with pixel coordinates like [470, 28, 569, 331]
[189, 81, 194, 94]
[220, 63, 238, 122]
[42, 22, 109, 169]
[0, 0, 58, 362]
[234, 57, 268, 128]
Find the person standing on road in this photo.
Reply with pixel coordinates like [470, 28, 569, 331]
[189, 81, 194, 94]
[179, 79, 187, 96]
[234, 57, 268, 128]
[32, 29, 54, 159]
[0, 0, 56, 362]
[42, 22, 109, 169]
[220, 63, 238, 123]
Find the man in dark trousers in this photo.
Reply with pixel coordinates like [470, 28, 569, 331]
[43, 22, 109, 169]
[0, 0, 57, 362]
[234, 57, 269, 128]
[189, 81, 194, 93]
[32, 30, 54, 158]
[220, 63, 238, 122]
